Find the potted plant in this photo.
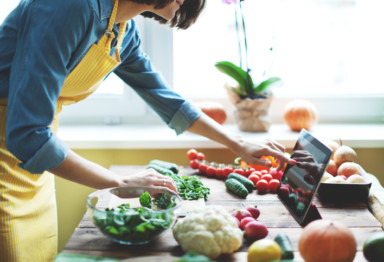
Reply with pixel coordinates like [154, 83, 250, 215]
[215, 0, 282, 132]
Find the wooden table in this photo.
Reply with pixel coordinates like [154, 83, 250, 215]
[60, 166, 384, 262]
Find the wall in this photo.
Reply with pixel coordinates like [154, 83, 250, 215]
[56, 147, 384, 252]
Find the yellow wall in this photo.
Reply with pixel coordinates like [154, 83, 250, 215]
[56, 147, 384, 252]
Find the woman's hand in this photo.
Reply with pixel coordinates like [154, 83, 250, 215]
[187, 114, 296, 171]
[233, 137, 296, 170]
[120, 168, 178, 195]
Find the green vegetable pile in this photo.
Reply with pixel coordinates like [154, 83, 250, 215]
[147, 159, 210, 201]
[92, 192, 176, 244]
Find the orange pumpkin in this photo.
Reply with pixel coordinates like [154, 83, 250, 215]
[298, 220, 357, 262]
[283, 99, 318, 131]
[196, 101, 227, 125]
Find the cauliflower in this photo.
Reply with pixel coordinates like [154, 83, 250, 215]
[172, 205, 243, 259]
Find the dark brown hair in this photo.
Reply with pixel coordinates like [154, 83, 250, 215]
[128, 0, 206, 29]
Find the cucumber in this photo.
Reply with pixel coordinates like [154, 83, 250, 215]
[225, 178, 248, 198]
[274, 233, 294, 259]
[149, 159, 179, 174]
[228, 172, 255, 192]
[146, 164, 175, 177]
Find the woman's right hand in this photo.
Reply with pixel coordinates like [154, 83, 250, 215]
[119, 168, 178, 195]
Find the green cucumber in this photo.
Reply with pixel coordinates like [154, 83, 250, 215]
[146, 164, 175, 177]
[225, 178, 248, 198]
[149, 159, 179, 174]
[274, 233, 294, 259]
[228, 172, 255, 192]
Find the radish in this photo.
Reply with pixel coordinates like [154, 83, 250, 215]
[245, 205, 260, 219]
[232, 209, 252, 221]
[240, 217, 256, 230]
[244, 221, 268, 241]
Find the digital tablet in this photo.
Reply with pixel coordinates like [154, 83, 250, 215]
[277, 129, 332, 226]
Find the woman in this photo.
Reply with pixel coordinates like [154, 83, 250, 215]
[0, 0, 294, 261]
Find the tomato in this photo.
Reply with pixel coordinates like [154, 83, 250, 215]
[196, 152, 205, 161]
[206, 166, 216, 176]
[223, 166, 234, 177]
[256, 179, 269, 193]
[270, 168, 283, 180]
[198, 162, 207, 174]
[260, 174, 273, 183]
[244, 168, 256, 177]
[189, 159, 200, 169]
[233, 168, 245, 176]
[215, 168, 225, 179]
[268, 179, 280, 193]
[248, 174, 260, 186]
[187, 149, 198, 160]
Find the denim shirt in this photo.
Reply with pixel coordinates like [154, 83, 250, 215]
[0, 0, 202, 174]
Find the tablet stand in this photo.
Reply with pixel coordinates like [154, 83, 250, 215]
[301, 203, 322, 227]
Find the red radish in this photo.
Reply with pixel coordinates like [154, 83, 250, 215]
[245, 205, 260, 219]
[244, 221, 269, 241]
[240, 217, 256, 230]
[232, 209, 252, 221]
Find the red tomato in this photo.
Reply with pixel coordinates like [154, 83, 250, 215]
[260, 174, 273, 183]
[215, 168, 225, 179]
[196, 152, 205, 161]
[233, 168, 245, 176]
[248, 174, 260, 186]
[270, 168, 284, 180]
[189, 159, 199, 169]
[206, 166, 216, 176]
[187, 149, 198, 160]
[260, 170, 269, 175]
[198, 162, 207, 174]
[256, 179, 269, 193]
[223, 166, 234, 177]
[268, 179, 280, 193]
[250, 171, 262, 177]
[244, 168, 255, 177]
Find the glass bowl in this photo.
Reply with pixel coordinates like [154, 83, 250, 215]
[86, 186, 182, 245]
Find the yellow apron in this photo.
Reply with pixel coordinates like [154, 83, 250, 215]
[0, 0, 125, 260]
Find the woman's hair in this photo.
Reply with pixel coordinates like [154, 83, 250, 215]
[128, 0, 206, 29]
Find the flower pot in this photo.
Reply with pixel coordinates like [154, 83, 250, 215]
[225, 84, 273, 132]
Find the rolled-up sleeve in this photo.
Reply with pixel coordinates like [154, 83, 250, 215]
[114, 25, 202, 135]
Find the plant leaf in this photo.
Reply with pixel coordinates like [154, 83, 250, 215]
[215, 61, 254, 94]
[254, 77, 282, 94]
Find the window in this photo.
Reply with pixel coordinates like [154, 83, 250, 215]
[174, 0, 384, 123]
[2, 0, 383, 125]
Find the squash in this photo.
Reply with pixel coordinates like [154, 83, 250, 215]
[298, 220, 357, 262]
[283, 99, 317, 131]
[196, 101, 227, 125]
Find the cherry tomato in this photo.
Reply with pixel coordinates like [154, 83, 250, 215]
[206, 166, 216, 176]
[187, 149, 198, 160]
[233, 168, 245, 176]
[248, 174, 260, 186]
[260, 174, 273, 183]
[244, 168, 255, 177]
[256, 179, 269, 193]
[189, 159, 200, 169]
[268, 179, 280, 193]
[198, 162, 207, 174]
[215, 168, 225, 179]
[196, 152, 205, 161]
[223, 166, 234, 177]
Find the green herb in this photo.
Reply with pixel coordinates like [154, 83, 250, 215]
[139, 191, 152, 208]
[146, 161, 210, 201]
[153, 193, 177, 209]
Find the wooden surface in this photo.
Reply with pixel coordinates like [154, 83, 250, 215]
[61, 166, 384, 262]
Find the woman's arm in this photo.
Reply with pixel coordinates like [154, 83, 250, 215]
[187, 114, 295, 170]
[49, 150, 178, 193]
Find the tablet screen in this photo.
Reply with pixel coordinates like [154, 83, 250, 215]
[277, 129, 332, 225]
